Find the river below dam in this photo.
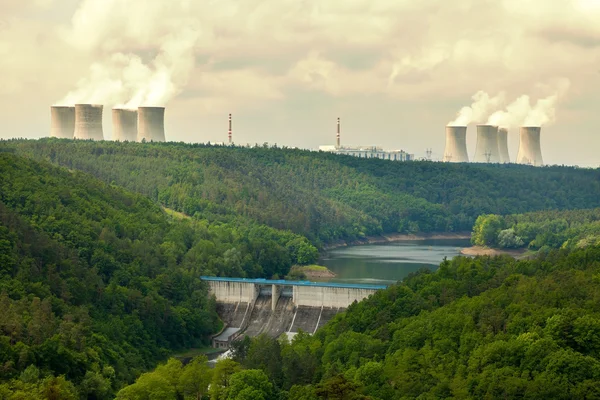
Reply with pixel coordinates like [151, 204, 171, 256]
[319, 239, 471, 285]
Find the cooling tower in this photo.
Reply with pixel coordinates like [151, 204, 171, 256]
[516, 127, 544, 166]
[50, 106, 75, 138]
[474, 125, 500, 163]
[112, 108, 138, 142]
[443, 126, 469, 162]
[497, 127, 510, 163]
[73, 104, 104, 140]
[137, 107, 165, 142]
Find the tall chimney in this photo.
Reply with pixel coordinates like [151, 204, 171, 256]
[137, 107, 166, 142]
[474, 125, 500, 163]
[50, 106, 75, 139]
[516, 126, 543, 166]
[228, 113, 232, 144]
[112, 108, 137, 142]
[336, 117, 340, 148]
[443, 126, 469, 162]
[497, 127, 510, 163]
[74, 104, 104, 140]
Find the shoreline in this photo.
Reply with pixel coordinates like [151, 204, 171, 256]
[322, 232, 472, 251]
[460, 246, 528, 258]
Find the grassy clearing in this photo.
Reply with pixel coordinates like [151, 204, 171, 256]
[163, 207, 190, 220]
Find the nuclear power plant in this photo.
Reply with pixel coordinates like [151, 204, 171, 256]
[112, 109, 138, 142]
[443, 126, 469, 162]
[73, 104, 104, 140]
[517, 126, 544, 166]
[49, 104, 168, 142]
[50, 106, 75, 138]
[497, 128, 510, 163]
[137, 107, 166, 142]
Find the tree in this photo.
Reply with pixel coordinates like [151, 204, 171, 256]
[178, 355, 212, 400]
[209, 359, 242, 400]
[226, 370, 273, 400]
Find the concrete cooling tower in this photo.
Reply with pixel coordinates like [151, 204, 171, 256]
[137, 107, 165, 142]
[474, 125, 500, 163]
[516, 127, 544, 166]
[50, 106, 75, 138]
[112, 109, 138, 142]
[73, 104, 104, 140]
[497, 127, 510, 163]
[443, 126, 469, 162]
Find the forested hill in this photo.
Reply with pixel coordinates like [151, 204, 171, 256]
[3, 139, 600, 245]
[0, 153, 316, 397]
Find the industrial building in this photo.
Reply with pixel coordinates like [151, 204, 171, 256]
[517, 126, 544, 166]
[137, 106, 166, 142]
[319, 118, 414, 161]
[474, 125, 501, 163]
[497, 127, 510, 163]
[50, 106, 75, 139]
[443, 126, 469, 162]
[112, 108, 138, 142]
[73, 104, 104, 140]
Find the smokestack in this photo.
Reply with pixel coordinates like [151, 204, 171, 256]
[474, 125, 500, 163]
[112, 109, 138, 142]
[443, 126, 469, 162]
[50, 106, 75, 138]
[73, 104, 104, 140]
[228, 113, 232, 144]
[516, 127, 543, 166]
[497, 127, 510, 163]
[336, 117, 340, 148]
[137, 107, 166, 142]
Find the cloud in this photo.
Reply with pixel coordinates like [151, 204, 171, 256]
[448, 91, 506, 126]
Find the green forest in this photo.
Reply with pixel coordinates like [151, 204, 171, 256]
[0, 153, 316, 398]
[125, 245, 600, 399]
[4, 139, 600, 245]
[3, 140, 600, 398]
[471, 208, 600, 250]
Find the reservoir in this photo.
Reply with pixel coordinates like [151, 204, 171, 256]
[320, 239, 471, 285]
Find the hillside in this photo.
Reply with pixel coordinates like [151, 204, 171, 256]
[0, 153, 316, 398]
[3, 139, 600, 245]
[195, 246, 600, 399]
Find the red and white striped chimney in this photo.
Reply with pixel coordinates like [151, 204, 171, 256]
[336, 117, 340, 148]
[228, 113, 232, 144]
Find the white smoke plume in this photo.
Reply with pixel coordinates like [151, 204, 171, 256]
[486, 80, 570, 128]
[448, 90, 505, 126]
[55, 1, 200, 107]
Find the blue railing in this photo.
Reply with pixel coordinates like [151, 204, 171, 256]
[200, 276, 388, 290]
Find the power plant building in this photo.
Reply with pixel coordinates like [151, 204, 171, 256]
[319, 145, 413, 161]
[73, 104, 104, 140]
[112, 108, 138, 142]
[473, 125, 500, 163]
[497, 127, 510, 163]
[50, 106, 75, 139]
[137, 106, 166, 142]
[443, 126, 469, 162]
[516, 126, 544, 166]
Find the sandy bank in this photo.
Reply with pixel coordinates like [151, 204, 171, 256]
[460, 246, 527, 258]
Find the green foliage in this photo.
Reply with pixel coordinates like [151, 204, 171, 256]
[6, 139, 600, 245]
[226, 369, 273, 400]
[0, 153, 315, 396]
[227, 245, 600, 398]
[472, 207, 600, 249]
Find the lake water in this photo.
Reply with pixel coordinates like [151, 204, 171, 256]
[319, 239, 471, 285]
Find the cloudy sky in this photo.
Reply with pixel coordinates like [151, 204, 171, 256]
[1, 0, 599, 166]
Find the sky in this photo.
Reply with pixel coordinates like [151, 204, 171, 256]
[1, 0, 599, 166]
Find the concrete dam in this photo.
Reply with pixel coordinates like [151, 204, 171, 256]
[201, 277, 387, 346]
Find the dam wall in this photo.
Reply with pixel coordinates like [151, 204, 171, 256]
[202, 277, 387, 341]
[202, 277, 385, 309]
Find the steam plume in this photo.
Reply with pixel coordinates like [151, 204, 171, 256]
[56, 1, 200, 108]
[448, 91, 505, 126]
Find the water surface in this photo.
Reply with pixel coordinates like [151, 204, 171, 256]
[319, 239, 470, 285]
